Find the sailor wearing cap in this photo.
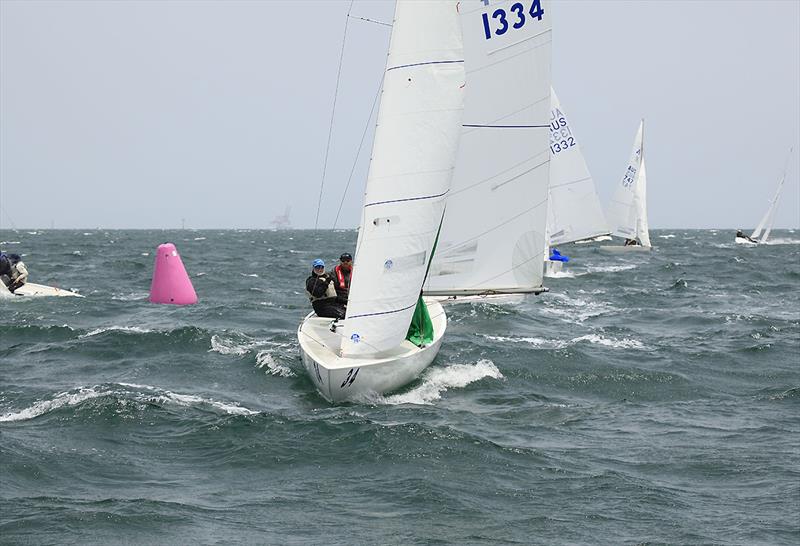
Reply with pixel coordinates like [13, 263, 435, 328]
[305, 259, 345, 319]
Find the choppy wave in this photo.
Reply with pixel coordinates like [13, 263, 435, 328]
[0, 384, 257, 422]
[586, 264, 638, 273]
[377, 360, 504, 405]
[255, 351, 295, 377]
[482, 333, 645, 350]
[79, 326, 153, 338]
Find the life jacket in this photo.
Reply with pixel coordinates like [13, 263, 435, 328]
[334, 265, 351, 290]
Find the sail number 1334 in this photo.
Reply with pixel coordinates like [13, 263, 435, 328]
[481, 0, 545, 40]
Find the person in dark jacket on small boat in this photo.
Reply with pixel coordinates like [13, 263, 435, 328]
[5, 254, 28, 293]
[305, 259, 345, 319]
[333, 252, 352, 306]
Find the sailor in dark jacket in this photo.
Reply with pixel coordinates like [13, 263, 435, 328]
[333, 252, 352, 305]
[305, 259, 345, 319]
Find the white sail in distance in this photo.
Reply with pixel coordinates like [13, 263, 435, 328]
[607, 119, 650, 247]
[751, 146, 792, 243]
[547, 89, 608, 245]
[341, 1, 465, 356]
[425, 0, 553, 296]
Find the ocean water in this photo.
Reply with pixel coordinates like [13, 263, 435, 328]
[1, 229, 798, 545]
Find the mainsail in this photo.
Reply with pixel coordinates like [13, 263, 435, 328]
[606, 119, 650, 247]
[425, 0, 553, 296]
[547, 89, 608, 245]
[342, 1, 465, 356]
[751, 146, 792, 243]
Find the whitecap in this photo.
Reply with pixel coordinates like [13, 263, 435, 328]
[586, 264, 637, 273]
[111, 292, 149, 301]
[255, 351, 295, 377]
[79, 326, 152, 338]
[377, 359, 503, 405]
[658, 234, 676, 239]
[240, 273, 259, 278]
[0, 387, 107, 422]
[0, 241, 20, 245]
[193, 237, 206, 241]
[570, 334, 645, 349]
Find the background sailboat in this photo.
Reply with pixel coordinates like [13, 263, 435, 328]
[545, 88, 608, 275]
[424, 0, 553, 303]
[603, 119, 651, 252]
[737, 146, 793, 245]
[298, 1, 465, 402]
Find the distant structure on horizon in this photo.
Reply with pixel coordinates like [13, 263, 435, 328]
[270, 206, 292, 230]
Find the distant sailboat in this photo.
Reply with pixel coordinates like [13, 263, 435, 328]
[545, 89, 608, 275]
[602, 119, 651, 252]
[736, 147, 792, 245]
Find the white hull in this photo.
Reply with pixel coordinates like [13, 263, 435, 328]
[0, 282, 83, 298]
[298, 298, 447, 403]
[735, 237, 758, 246]
[544, 260, 564, 277]
[599, 245, 651, 253]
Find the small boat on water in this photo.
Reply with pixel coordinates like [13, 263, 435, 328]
[545, 88, 609, 275]
[602, 119, 652, 252]
[735, 146, 792, 246]
[1, 282, 83, 298]
[299, 0, 553, 402]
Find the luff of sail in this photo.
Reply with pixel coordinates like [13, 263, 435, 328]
[607, 119, 650, 247]
[424, 0, 553, 297]
[547, 88, 609, 245]
[341, 1, 465, 357]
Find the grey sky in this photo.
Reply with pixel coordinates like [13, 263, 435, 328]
[1, 0, 798, 230]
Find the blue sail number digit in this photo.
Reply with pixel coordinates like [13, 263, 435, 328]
[510, 3, 526, 29]
[492, 9, 509, 36]
[529, 0, 544, 21]
[482, 0, 546, 40]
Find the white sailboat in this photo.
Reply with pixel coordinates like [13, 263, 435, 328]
[736, 147, 792, 245]
[0, 282, 83, 298]
[424, 0, 553, 305]
[545, 88, 609, 275]
[298, 1, 465, 403]
[602, 119, 651, 252]
[299, 0, 553, 402]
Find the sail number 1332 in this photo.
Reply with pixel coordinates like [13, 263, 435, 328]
[481, 0, 545, 40]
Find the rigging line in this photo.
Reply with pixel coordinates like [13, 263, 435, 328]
[332, 76, 382, 231]
[0, 202, 17, 231]
[348, 14, 391, 27]
[314, 0, 355, 231]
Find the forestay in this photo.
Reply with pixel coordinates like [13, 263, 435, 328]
[606, 120, 650, 247]
[425, 0, 553, 296]
[547, 88, 608, 245]
[342, 1, 465, 356]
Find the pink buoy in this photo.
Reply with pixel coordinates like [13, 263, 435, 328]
[148, 243, 198, 305]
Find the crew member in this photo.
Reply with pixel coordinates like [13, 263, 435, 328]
[5, 254, 28, 293]
[305, 259, 345, 319]
[333, 252, 352, 306]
